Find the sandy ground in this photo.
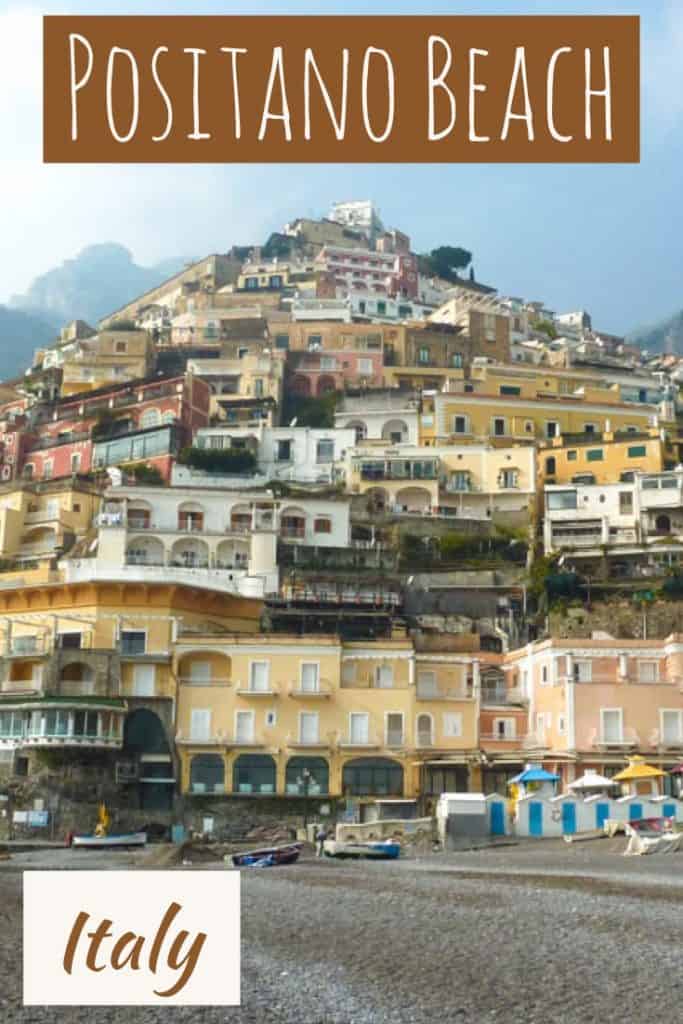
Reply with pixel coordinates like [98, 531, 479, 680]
[2, 841, 683, 1022]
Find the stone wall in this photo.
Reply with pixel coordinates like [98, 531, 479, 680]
[550, 599, 683, 639]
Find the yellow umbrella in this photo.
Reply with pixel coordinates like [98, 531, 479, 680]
[612, 758, 665, 782]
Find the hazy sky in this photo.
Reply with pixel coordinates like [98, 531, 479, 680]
[0, 0, 681, 335]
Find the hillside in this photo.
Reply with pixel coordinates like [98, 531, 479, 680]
[628, 309, 683, 355]
[0, 306, 59, 382]
[9, 243, 185, 329]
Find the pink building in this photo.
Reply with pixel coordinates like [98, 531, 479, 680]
[287, 349, 384, 398]
[504, 637, 683, 793]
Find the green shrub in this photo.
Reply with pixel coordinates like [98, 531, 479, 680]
[177, 446, 257, 474]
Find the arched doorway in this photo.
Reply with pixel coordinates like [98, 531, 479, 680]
[122, 708, 174, 810]
[655, 514, 671, 534]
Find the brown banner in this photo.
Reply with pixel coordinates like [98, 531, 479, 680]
[43, 15, 639, 163]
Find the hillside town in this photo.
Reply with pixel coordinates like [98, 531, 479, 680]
[1, 198, 683, 841]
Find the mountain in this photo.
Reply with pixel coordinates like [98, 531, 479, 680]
[0, 306, 59, 382]
[9, 243, 185, 329]
[628, 309, 683, 355]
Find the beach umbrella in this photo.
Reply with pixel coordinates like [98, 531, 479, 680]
[568, 770, 618, 791]
[612, 758, 665, 782]
[509, 765, 560, 785]
[670, 763, 683, 775]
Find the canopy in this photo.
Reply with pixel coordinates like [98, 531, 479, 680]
[670, 763, 683, 775]
[568, 771, 618, 791]
[509, 766, 559, 785]
[612, 758, 665, 782]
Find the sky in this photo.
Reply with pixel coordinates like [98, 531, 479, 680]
[0, 0, 681, 335]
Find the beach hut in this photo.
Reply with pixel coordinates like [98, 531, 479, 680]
[612, 757, 665, 798]
[568, 770, 619, 796]
[509, 766, 559, 837]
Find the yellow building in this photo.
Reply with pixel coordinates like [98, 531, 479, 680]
[426, 389, 668, 448]
[0, 579, 262, 807]
[538, 428, 670, 488]
[187, 354, 283, 425]
[173, 634, 482, 802]
[0, 482, 101, 571]
[61, 330, 154, 396]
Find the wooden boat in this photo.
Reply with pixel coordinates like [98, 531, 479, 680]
[69, 802, 147, 849]
[71, 831, 148, 849]
[323, 839, 401, 860]
[231, 842, 302, 867]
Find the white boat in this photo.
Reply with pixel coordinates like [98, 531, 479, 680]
[71, 831, 147, 849]
[323, 839, 401, 860]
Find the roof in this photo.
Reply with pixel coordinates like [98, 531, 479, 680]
[568, 771, 618, 790]
[509, 766, 559, 784]
[613, 759, 665, 781]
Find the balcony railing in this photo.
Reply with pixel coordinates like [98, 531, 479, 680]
[286, 733, 328, 748]
[385, 731, 405, 748]
[234, 683, 280, 697]
[288, 679, 333, 698]
[416, 684, 473, 701]
[339, 733, 381, 749]
[416, 733, 434, 748]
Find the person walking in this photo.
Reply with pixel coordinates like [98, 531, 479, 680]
[315, 825, 328, 858]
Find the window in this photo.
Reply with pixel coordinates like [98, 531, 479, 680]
[71, 452, 81, 473]
[494, 718, 516, 739]
[418, 347, 430, 364]
[307, 334, 322, 349]
[276, 439, 292, 462]
[450, 471, 471, 492]
[499, 469, 519, 489]
[316, 439, 334, 464]
[493, 418, 506, 437]
[545, 457, 556, 475]
[188, 662, 211, 683]
[350, 712, 370, 743]
[299, 712, 319, 744]
[386, 713, 404, 746]
[661, 710, 683, 744]
[500, 386, 521, 396]
[398, 305, 412, 318]
[235, 710, 254, 743]
[133, 664, 156, 697]
[43, 460, 53, 480]
[0, 712, 24, 738]
[586, 449, 604, 462]
[120, 630, 146, 655]
[600, 708, 623, 743]
[300, 663, 319, 693]
[190, 709, 211, 741]
[557, 715, 566, 735]
[443, 712, 462, 738]
[140, 408, 161, 429]
[573, 660, 592, 682]
[416, 671, 438, 698]
[545, 422, 559, 439]
[541, 665, 548, 684]
[254, 379, 264, 397]
[375, 665, 394, 689]
[567, 450, 577, 461]
[376, 301, 387, 315]
[628, 445, 647, 458]
[249, 661, 270, 692]
[620, 470, 635, 482]
[358, 358, 373, 375]
[320, 356, 336, 371]
[638, 660, 659, 683]
[275, 334, 289, 350]
[452, 353, 463, 368]
[547, 490, 577, 511]
[314, 517, 332, 534]
[583, 423, 597, 434]
[453, 415, 469, 434]
[114, 341, 127, 353]
[59, 632, 82, 650]
[619, 491, 634, 514]
[265, 710, 277, 727]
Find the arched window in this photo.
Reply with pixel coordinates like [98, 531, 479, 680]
[162, 411, 175, 425]
[656, 514, 671, 534]
[233, 754, 277, 794]
[342, 758, 403, 796]
[190, 754, 225, 794]
[285, 756, 329, 795]
[140, 408, 161, 429]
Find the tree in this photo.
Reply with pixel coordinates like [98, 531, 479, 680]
[424, 245, 473, 283]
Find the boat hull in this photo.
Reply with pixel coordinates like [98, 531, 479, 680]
[324, 840, 401, 860]
[232, 843, 302, 867]
[71, 832, 147, 849]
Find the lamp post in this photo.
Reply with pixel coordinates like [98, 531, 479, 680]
[298, 768, 312, 829]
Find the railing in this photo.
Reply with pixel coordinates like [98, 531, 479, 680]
[480, 687, 528, 705]
[178, 677, 231, 686]
[416, 685, 473, 701]
[480, 732, 521, 742]
[288, 679, 333, 697]
[281, 527, 306, 539]
[234, 683, 280, 697]
[385, 732, 404, 748]
[339, 733, 381, 748]
[416, 734, 434, 748]
[5, 637, 47, 656]
[286, 733, 327, 748]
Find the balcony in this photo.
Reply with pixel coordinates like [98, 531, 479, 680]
[416, 733, 434, 748]
[480, 687, 528, 706]
[175, 730, 266, 748]
[288, 680, 333, 698]
[480, 732, 523, 744]
[178, 677, 231, 687]
[286, 733, 330, 750]
[339, 733, 381, 750]
[385, 731, 405, 748]
[415, 684, 474, 701]
[3, 637, 49, 658]
[234, 683, 280, 698]
[590, 727, 640, 750]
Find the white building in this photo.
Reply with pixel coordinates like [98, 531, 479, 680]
[328, 200, 384, 240]
[334, 392, 421, 446]
[192, 425, 357, 484]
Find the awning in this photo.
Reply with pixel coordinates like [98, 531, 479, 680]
[509, 766, 559, 784]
